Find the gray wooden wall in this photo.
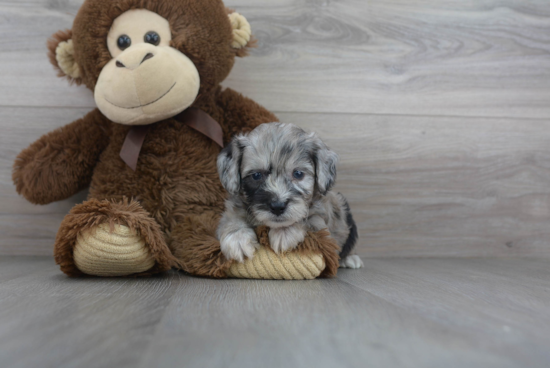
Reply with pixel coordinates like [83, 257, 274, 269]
[1, 0, 549, 257]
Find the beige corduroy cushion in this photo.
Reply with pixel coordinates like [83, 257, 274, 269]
[226, 246, 325, 280]
[73, 223, 155, 277]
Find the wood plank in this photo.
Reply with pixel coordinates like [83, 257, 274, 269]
[0, 1, 550, 118]
[137, 276, 512, 368]
[224, 0, 550, 118]
[0, 256, 53, 282]
[279, 112, 550, 258]
[0, 214, 65, 255]
[337, 258, 550, 367]
[2, 107, 550, 257]
[0, 4, 94, 107]
[340, 259, 550, 340]
[0, 261, 179, 368]
[339, 258, 550, 365]
[1, 257, 549, 368]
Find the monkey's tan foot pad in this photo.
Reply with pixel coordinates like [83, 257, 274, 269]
[73, 223, 155, 277]
[226, 246, 325, 280]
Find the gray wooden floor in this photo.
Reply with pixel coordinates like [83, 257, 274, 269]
[0, 256, 549, 368]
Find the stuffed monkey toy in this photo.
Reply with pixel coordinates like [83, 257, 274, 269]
[13, 0, 339, 279]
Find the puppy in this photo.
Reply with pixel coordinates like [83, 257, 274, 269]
[216, 122, 363, 269]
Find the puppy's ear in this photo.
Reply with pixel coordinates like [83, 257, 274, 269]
[217, 136, 245, 195]
[311, 135, 339, 195]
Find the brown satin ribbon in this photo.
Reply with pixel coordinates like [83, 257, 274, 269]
[120, 125, 150, 171]
[119, 108, 224, 171]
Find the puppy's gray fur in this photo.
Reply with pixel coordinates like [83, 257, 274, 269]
[217, 122, 362, 268]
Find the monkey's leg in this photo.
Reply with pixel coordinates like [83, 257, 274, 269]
[54, 198, 176, 277]
[169, 211, 232, 279]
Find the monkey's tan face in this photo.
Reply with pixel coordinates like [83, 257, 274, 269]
[95, 9, 200, 126]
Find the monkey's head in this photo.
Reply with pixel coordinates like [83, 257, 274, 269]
[48, 0, 254, 126]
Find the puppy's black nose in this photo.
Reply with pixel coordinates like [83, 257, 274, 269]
[270, 201, 287, 216]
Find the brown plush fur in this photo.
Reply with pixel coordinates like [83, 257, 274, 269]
[13, 109, 111, 205]
[171, 220, 340, 279]
[14, 0, 338, 278]
[170, 211, 231, 278]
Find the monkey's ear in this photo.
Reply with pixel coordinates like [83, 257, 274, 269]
[47, 30, 82, 84]
[217, 136, 246, 195]
[228, 12, 257, 57]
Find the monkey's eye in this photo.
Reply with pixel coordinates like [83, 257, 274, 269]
[293, 170, 305, 180]
[144, 31, 161, 46]
[252, 172, 263, 181]
[117, 35, 132, 50]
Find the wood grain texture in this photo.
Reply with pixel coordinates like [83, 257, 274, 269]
[2, 1, 550, 257]
[282, 112, 550, 258]
[225, 0, 550, 118]
[3, 107, 550, 257]
[1, 0, 550, 118]
[0, 256, 549, 368]
[0, 257, 179, 368]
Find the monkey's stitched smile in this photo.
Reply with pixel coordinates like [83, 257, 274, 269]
[105, 82, 177, 109]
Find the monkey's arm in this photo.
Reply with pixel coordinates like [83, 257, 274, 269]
[216, 87, 278, 141]
[13, 109, 111, 205]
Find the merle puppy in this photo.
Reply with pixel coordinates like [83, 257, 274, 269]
[216, 122, 362, 268]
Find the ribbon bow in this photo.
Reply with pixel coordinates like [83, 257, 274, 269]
[119, 107, 224, 171]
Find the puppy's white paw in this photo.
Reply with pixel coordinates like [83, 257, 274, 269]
[220, 228, 259, 263]
[339, 255, 364, 269]
[269, 224, 306, 253]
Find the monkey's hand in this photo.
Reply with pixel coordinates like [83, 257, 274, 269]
[13, 109, 110, 205]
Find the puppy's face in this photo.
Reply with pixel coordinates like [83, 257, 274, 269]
[218, 123, 338, 228]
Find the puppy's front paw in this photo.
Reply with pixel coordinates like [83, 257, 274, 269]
[220, 228, 259, 263]
[269, 225, 306, 253]
[339, 255, 364, 269]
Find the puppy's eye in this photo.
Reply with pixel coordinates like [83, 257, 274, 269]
[117, 35, 132, 50]
[293, 170, 305, 180]
[144, 31, 161, 46]
[252, 172, 263, 181]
